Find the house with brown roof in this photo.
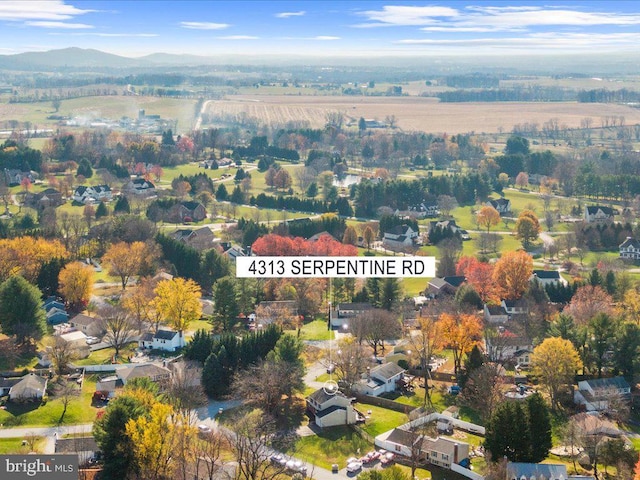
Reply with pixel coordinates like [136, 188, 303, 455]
[170, 226, 216, 251]
[168, 201, 207, 223]
[25, 188, 64, 210]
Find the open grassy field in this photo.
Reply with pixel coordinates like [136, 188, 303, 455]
[203, 95, 640, 134]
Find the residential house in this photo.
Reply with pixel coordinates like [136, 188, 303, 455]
[485, 332, 533, 365]
[68, 313, 104, 338]
[168, 201, 207, 223]
[221, 244, 247, 263]
[619, 237, 640, 261]
[531, 269, 565, 286]
[0, 377, 20, 396]
[506, 462, 571, 480]
[574, 376, 631, 412]
[46, 307, 69, 325]
[376, 427, 470, 470]
[59, 331, 90, 358]
[43, 297, 65, 312]
[72, 185, 112, 204]
[426, 276, 465, 298]
[139, 328, 186, 352]
[486, 198, 512, 215]
[4, 169, 36, 187]
[584, 205, 617, 223]
[306, 387, 357, 428]
[170, 226, 217, 251]
[428, 220, 470, 241]
[25, 188, 64, 210]
[410, 202, 439, 218]
[483, 304, 509, 324]
[355, 362, 406, 397]
[8, 373, 47, 402]
[383, 224, 419, 249]
[96, 363, 171, 399]
[501, 299, 529, 318]
[124, 177, 156, 195]
[330, 302, 374, 328]
[55, 436, 99, 467]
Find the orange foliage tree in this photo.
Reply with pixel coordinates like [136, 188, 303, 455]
[252, 234, 357, 256]
[102, 241, 160, 290]
[456, 256, 497, 304]
[476, 205, 501, 234]
[492, 250, 533, 300]
[439, 312, 483, 374]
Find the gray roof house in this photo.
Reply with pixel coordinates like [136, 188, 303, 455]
[620, 237, 640, 261]
[356, 362, 406, 397]
[574, 376, 631, 412]
[9, 373, 48, 402]
[506, 462, 570, 480]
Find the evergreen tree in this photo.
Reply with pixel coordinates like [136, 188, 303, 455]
[184, 329, 214, 364]
[76, 158, 93, 178]
[380, 278, 401, 311]
[230, 185, 244, 204]
[0, 275, 46, 344]
[306, 182, 318, 198]
[114, 195, 131, 214]
[215, 183, 228, 201]
[95, 201, 108, 219]
[212, 277, 239, 331]
[526, 393, 552, 462]
[36, 257, 67, 297]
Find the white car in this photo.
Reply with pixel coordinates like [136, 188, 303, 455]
[197, 424, 212, 436]
[346, 461, 362, 473]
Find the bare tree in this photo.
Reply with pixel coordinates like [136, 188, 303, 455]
[100, 304, 137, 359]
[437, 195, 458, 218]
[164, 361, 207, 424]
[350, 309, 401, 357]
[331, 338, 368, 394]
[226, 409, 287, 480]
[193, 429, 229, 480]
[408, 316, 440, 408]
[47, 336, 80, 376]
[56, 379, 80, 424]
[460, 363, 504, 423]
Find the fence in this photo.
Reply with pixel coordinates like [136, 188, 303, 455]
[353, 393, 416, 414]
[451, 462, 484, 480]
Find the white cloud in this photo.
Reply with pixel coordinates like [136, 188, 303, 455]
[180, 22, 230, 30]
[26, 21, 93, 29]
[217, 35, 259, 40]
[0, 1, 93, 21]
[354, 5, 459, 27]
[312, 36, 340, 41]
[275, 11, 305, 19]
[59, 32, 158, 37]
[280, 36, 341, 41]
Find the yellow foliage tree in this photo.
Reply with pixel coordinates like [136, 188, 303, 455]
[531, 337, 582, 410]
[438, 312, 483, 374]
[126, 402, 178, 480]
[0, 237, 68, 282]
[515, 209, 541, 249]
[154, 277, 202, 340]
[103, 241, 158, 290]
[58, 261, 94, 311]
[476, 205, 501, 234]
[492, 250, 533, 300]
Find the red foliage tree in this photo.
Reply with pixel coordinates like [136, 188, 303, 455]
[252, 234, 357, 257]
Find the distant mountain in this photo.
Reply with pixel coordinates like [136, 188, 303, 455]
[0, 47, 147, 70]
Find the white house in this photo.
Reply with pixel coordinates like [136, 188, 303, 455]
[486, 198, 512, 215]
[59, 330, 90, 358]
[584, 205, 617, 223]
[531, 269, 565, 286]
[72, 185, 112, 204]
[383, 224, 419, 249]
[619, 237, 640, 261]
[306, 387, 357, 428]
[124, 178, 156, 195]
[501, 299, 529, 317]
[574, 376, 631, 412]
[139, 329, 186, 352]
[355, 362, 405, 396]
[483, 304, 509, 324]
[485, 333, 533, 365]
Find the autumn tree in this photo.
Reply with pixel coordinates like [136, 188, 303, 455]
[273, 169, 292, 191]
[59, 261, 94, 312]
[476, 205, 501, 234]
[0, 237, 68, 283]
[154, 277, 202, 340]
[456, 256, 497, 304]
[515, 171, 529, 189]
[515, 210, 541, 249]
[47, 335, 80, 376]
[439, 313, 483, 374]
[531, 337, 582, 409]
[103, 241, 159, 290]
[0, 275, 46, 344]
[331, 337, 368, 394]
[122, 277, 163, 332]
[363, 225, 375, 250]
[342, 226, 358, 246]
[492, 250, 533, 300]
[566, 285, 615, 326]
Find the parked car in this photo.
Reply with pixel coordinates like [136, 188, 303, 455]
[346, 461, 362, 474]
[380, 452, 395, 466]
[86, 336, 100, 345]
[331, 464, 339, 473]
[447, 385, 461, 395]
[197, 424, 212, 437]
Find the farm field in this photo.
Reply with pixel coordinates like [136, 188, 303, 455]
[203, 95, 640, 134]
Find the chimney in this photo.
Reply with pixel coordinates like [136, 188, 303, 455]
[453, 443, 459, 464]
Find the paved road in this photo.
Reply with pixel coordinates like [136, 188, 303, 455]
[0, 423, 94, 454]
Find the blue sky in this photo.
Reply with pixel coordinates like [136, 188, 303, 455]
[1, 1, 639, 57]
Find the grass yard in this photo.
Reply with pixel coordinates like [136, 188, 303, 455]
[0, 437, 47, 454]
[286, 319, 334, 342]
[0, 377, 99, 427]
[73, 342, 138, 366]
[288, 425, 371, 470]
[358, 404, 409, 437]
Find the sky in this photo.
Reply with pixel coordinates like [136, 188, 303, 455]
[1, 0, 640, 57]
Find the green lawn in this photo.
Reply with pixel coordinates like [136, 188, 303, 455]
[73, 342, 138, 366]
[285, 319, 334, 342]
[288, 425, 371, 470]
[0, 437, 47, 454]
[358, 404, 409, 437]
[0, 377, 99, 427]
